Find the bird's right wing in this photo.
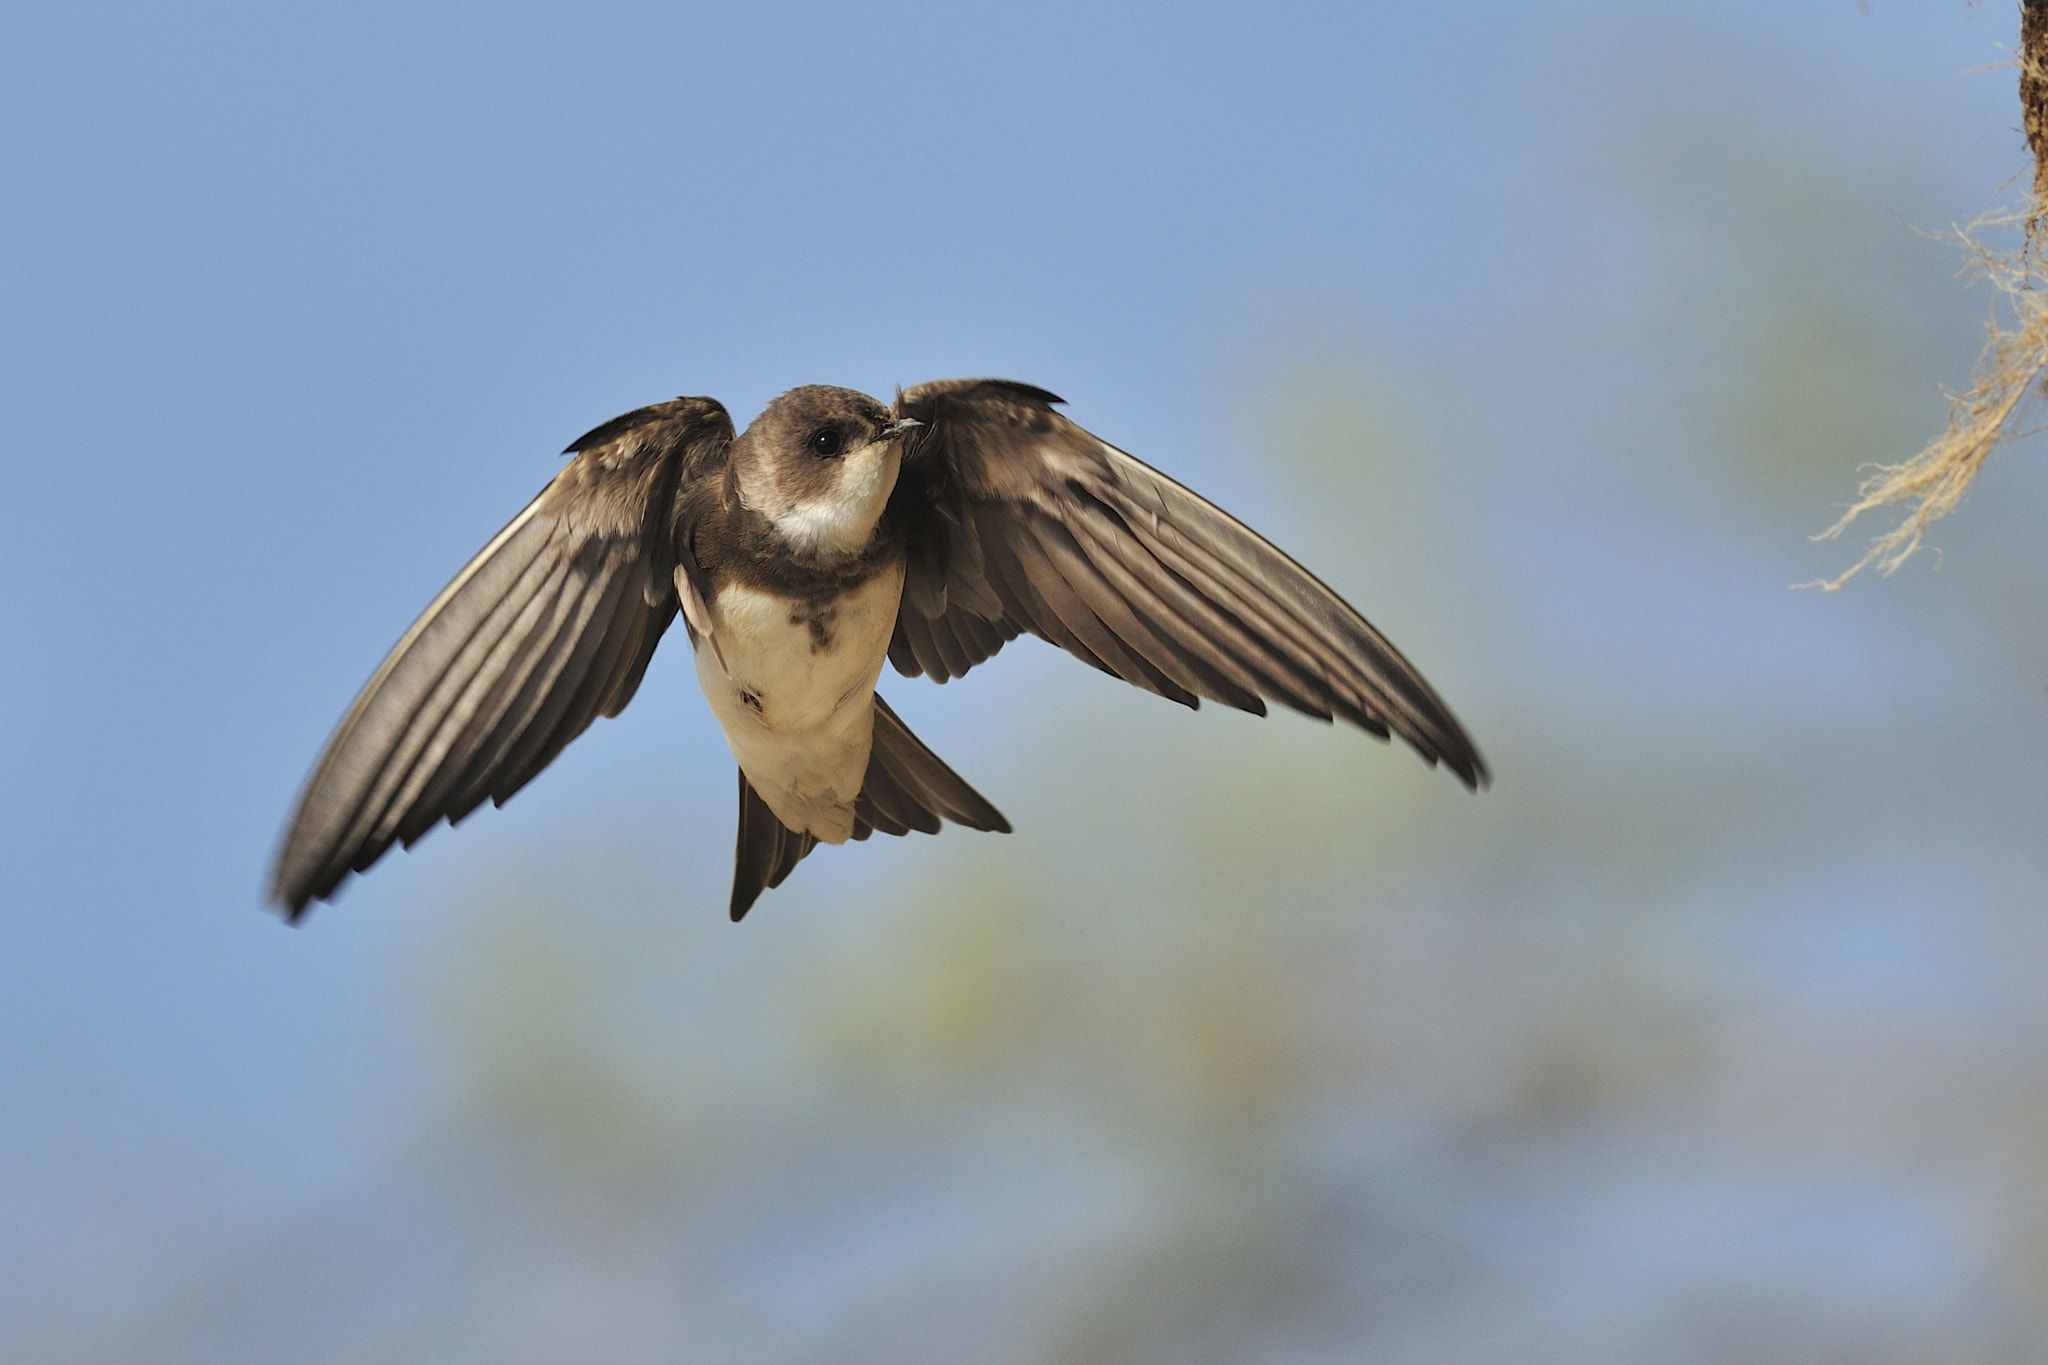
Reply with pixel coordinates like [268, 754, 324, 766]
[887, 379, 1487, 789]
[271, 397, 734, 918]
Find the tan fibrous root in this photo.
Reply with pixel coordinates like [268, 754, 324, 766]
[1812, 6, 2048, 592]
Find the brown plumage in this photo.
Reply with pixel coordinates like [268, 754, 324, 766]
[272, 380, 1485, 924]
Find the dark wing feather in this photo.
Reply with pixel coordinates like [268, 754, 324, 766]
[273, 397, 734, 917]
[889, 378, 1487, 788]
[729, 695, 1009, 921]
[886, 595, 1020, 681]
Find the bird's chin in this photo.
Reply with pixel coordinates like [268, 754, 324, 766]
[770, 442, 901, 560]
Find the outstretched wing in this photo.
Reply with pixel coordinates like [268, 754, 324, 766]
[272, 397, 734, 917]
[886, 378, 1487, 788]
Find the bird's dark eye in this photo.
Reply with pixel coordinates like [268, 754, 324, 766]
[809, 428, 843, 457]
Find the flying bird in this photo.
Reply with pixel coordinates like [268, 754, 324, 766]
[272, 379, 1487, 922]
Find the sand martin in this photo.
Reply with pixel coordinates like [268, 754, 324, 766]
[272, 379, 1487, 920]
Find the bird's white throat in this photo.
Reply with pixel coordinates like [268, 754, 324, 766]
[742, 439, 902, 560]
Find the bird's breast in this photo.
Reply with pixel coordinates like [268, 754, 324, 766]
[689, 561, 906, 841]
[697, 563, 905, 730]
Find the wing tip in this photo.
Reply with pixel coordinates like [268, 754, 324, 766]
[267, 867, 321, 925]
[1431, 738, 1490, 793]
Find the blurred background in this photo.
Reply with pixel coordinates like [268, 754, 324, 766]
[4, 2, 2046, 1360]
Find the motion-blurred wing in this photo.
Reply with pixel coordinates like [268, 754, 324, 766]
[272, 397, 734, 917]
[887, 378, 1487, 788]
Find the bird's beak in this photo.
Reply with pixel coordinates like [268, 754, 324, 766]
[880, 417, 924, 441]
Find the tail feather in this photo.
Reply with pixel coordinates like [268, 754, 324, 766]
[861, 695, 1011, 835]
[726, 695, 1010, 921]
[730, 770, 817, 920]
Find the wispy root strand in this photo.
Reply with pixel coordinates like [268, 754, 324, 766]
[1808, 198, 2048, 591]
[1812, 11, 2048, 593]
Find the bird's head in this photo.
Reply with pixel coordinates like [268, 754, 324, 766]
[732, 385, 920, 559]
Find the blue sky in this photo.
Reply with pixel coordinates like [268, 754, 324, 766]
[4, 4, 2045, 1359]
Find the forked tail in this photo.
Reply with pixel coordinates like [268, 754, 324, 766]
[729, 694, 1010, 919]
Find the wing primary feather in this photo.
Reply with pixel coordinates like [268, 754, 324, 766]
[275, 397, 729, 918]
[434, 570, 607, 829]
[421, 549, 611, 829]
[274, 505, 562, 906]
[1012, 514, 1202, 708]
[1096, 472, 1470, 767]
[350, 527, 593, 871]
[381, 546, 594, 848]
[888, 381, 1484, 793]
[1088, 491, 1414, 729]
[1093, 484, 1361, 684]
[600, 597, 675, 720]
[1024, 512, 1268, 712]
[494, 582, 647, 803]
[484, 559, 642, 805]
[321, 524, 584, 890]
[1060, 511, 1329, 721]
[971, 507, 1116, 677]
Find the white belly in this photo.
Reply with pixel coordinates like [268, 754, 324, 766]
[689, 562, 906, 843]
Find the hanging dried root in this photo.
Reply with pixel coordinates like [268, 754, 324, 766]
[1812, 1, 2048, 590]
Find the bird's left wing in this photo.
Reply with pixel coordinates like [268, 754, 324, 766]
[271, 397, 733, 918]
[886, 379, 1487, 788]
